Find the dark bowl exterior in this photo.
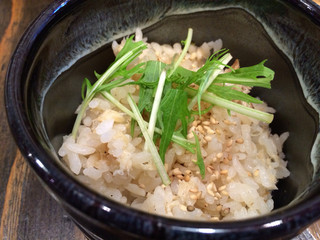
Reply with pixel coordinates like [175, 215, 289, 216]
[5, 0, 320, 239]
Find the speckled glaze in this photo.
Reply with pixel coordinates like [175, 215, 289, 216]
[5, 0, 320, 239]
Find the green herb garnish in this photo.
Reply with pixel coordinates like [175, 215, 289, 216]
[73, 28, 275, 185]
[127, 94, 171, 185]
[158, 88, 190, 162]
[72, 36, 147, 138]
[193, 132, 205, 179]
[101, 91, 195, 153]
[188, 49, 233, 113]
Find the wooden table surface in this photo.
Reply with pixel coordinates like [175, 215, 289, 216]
[1, 1, 320, 240]
[0, 0, 87, 239]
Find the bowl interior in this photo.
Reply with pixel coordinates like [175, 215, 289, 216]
[26, 0, 320, 215]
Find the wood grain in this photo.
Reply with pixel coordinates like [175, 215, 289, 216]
[0, 0, 319, 240]
[0, 0, 86, 239]
[0, 151, 30, 240]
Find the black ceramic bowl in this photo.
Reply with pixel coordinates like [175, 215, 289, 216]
[5, 0, 320, 239]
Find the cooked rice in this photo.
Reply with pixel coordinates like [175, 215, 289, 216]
[58, 29, 290, 221]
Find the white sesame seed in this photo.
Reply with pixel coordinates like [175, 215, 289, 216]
[220, 169, 228, 175]
[211, 217, 220, 221]
[187, 205, 195, 211]
[212, 183, 217, 192]
[236, 138, 244, 144]
[202, 121, 210, 126]
[180, 204, 187, 211]
[197, 125, 204, 134]
[221, 190, 229, 196]
[177, 174, 184, 180]
[204, 136, 212, 142]
[184, 175, 190, 182]
[196, 191, 202, 199]
[221, 208, 230, 216]
[172, 168, 182, 175]
[223, 158, 230, 164]
[216, 152, 223, 158]
[190, 194, 197, 200]
[189, 188, 198, 193]
[215, 192, 222, 198]
[207, 184, 215, 197]
[226, 139, 233, 147]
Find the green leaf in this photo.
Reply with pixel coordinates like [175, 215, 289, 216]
[158, 89, 190, 161]
[94, 71, 101, 79]
[207, 85, 263, 104]
[137, 61, 165, 112]
[214, 60, 274, 88]
[109, 62, 146, 83]
[81, 78, 92, 100]
[194, 51, 232, 114]
[138, 88, 153, 112]
[167, 66, 194, 87]
[193, 49, 230, 84]
[193, 132, 205, 179]
[115, 35, 146, 61]
[95, 78, 126, 92]
[138, 61, 165, 85]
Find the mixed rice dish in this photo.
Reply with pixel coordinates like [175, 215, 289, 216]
[58, 29, 290, 221]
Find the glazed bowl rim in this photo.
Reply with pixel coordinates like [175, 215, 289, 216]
[5, 0, 320, 237]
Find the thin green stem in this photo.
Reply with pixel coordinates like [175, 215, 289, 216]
[186, 88, 274, 123]
[188, 53, 232, 111]
[146, 70, 166, 150]
[168, 28, 193, 78]
[127, 95, 171, 185]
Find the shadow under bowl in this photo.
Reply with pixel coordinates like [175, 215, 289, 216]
[5, 0, 320, 239]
